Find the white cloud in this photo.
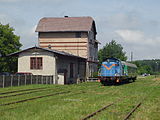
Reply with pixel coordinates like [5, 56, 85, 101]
[115, 29, 160, 46]
[114, 29, 160, 60]
[115, 29, 144, 43]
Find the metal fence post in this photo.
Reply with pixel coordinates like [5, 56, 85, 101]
[41, 76, 43, 84]
[3, 75, 5, 88]
[31, 75, 32, 84]
[52, 75, 54, 84]
[18, 75, 20, 86]
[36, 75, 38, 84]
[25, 75, 26, 85]
[11, 75, 13, 87]
[50, 76, 51, 84]
[46, 77, 47, 85]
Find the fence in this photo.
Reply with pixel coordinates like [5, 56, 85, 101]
[0, 75, 56, 88]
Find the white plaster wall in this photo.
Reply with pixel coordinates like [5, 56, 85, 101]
[18, 50, 55, 75]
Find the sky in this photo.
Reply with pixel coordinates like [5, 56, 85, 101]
[0, 0, 160, 60]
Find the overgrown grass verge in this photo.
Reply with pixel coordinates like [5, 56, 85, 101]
[0, 76, 159, 120]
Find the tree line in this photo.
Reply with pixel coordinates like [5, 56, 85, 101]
[98, 40, 160, 75]
[132, 60, 160, 75]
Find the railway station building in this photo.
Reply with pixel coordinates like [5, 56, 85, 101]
[35, 16, 100, 78]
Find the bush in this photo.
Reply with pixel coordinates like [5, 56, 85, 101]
[92, 72, 98, 78]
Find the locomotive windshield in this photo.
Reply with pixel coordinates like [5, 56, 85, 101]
[106, 58, 119, 63]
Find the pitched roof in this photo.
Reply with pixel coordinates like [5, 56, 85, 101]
[8, 46, 86, 60]
[35, 17, 96, 32]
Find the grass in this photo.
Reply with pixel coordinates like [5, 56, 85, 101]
[0, 76, 159, 120]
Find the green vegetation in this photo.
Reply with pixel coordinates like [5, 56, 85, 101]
[0, 23, 22, 73]
[98, 40, 160, 75]
[98, 40, 127, 65]
[133, 60, 160, 75]
[0, 76, 159, 120]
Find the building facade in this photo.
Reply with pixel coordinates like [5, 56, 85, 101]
[10, 47, 86, 84]
[36, 17, 99, 78]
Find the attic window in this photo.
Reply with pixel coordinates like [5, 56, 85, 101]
[75, 32, 81, 38]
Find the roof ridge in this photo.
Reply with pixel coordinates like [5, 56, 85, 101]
[42, 16, 93, 19]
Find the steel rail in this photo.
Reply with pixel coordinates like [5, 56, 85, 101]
[0, 87, 47, 95]
[0, 91, 70, 106]
[81, 102, 114, 120]
[0, 91, 86, 112]
[81, 95, 139, 120]
[0, 88, 55, 99]
[123, 81, 160, 120]
[123, 102, 141, 120]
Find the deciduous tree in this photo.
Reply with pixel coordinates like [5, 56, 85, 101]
[0, 23, 22, 73]
[98, 40, 127, 64]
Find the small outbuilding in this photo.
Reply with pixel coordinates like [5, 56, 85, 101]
[9, 46, 86, 84]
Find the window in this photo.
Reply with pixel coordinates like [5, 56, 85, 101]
[94, 42, 98, 48]
[30, 57, 43, 69]
[75, 32, 81, 38]
[70, 63, 74, 78]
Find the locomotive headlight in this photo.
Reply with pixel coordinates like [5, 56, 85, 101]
[115, 73, 120, 76]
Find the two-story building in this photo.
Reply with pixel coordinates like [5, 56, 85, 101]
[36, 16, 99, 78]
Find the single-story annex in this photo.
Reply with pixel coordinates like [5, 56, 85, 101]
[9, 46, 86, 84]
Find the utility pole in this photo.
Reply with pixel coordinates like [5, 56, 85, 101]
[131, 52, 133, 62]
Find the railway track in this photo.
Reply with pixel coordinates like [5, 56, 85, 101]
[81, 81, 160, 120]
[81, 102, 115, 120]
[0, 87, 47, 95]
[123, 102, 142, 120]
[0, 91, 70, 106]
[0, 88, 55, 99]
[122, 81, 160, 120]
[81, 97, 142, 120]
[81, 96, 124, 120]
[0, 90, 87, 112]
